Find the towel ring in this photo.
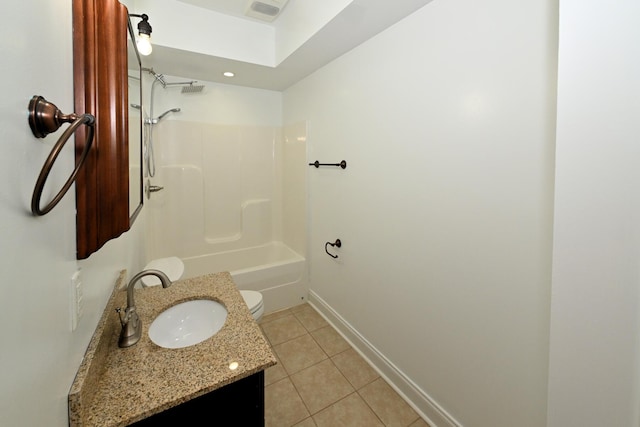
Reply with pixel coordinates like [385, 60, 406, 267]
[28, 96, 95, 216]
[325, 239, 342, 259]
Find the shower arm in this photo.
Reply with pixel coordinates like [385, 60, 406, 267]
[164, 81, 197, 87]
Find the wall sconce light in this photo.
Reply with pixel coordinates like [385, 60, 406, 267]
[129, 13, 153, 56]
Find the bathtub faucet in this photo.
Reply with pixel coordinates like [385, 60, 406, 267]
[117, 269, 172, 348]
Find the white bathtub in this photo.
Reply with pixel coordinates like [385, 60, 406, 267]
[181, 242, 307, 313]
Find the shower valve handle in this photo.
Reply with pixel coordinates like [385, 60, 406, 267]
[145, 181, 164, 199]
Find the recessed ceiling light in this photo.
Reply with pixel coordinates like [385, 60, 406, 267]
[223, 71, 235, 77]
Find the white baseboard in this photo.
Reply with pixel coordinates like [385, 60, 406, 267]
[308, 290, 462, 427]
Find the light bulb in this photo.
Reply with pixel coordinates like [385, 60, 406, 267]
[136, 34, 152, 56]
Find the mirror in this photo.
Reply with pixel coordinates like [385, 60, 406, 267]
[73, 0, 132, 259]
[127, 17, 143, 222]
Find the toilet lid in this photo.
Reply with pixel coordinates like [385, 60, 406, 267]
[240, 290, 263, 312]
[141, 257, 185, 286]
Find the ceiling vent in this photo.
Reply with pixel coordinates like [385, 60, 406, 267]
[245, 0, 289, 22]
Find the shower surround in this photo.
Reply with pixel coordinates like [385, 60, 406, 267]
[145, 119, 308, 313]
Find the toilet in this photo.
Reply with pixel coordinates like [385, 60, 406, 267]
[141, 257, 185, 286]
[141, 256, 264, 322]
[240, 290, 264, 322]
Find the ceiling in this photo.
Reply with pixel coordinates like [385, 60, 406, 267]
[176, 0, 272, 22]
[142, 0, 434, 91]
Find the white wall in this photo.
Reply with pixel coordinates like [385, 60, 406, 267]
[284, 0, 558, 425]
[146, 122, 282, 258]
[547, 0, 640, 425]
[0, 1, 146, 425]
[146, 76, 282, 126]
[143, 77, 286, 260]
[274, 0, 353, 64]
[280, 121, 309, 256]
[143, 76, 307, 262]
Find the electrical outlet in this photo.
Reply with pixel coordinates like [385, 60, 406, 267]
[70, 270, 83, 331]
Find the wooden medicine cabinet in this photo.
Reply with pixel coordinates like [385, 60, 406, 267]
[72, 0, 143, 259]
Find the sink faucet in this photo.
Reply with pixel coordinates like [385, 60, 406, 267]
[118, 269, 172, 348]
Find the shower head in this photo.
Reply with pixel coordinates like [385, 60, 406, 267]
[162, 79, 205, 93]
[155, 108, 181, 122]
[181, 83, 205, 94]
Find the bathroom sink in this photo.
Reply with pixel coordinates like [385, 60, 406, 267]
[149, 299, 227, 349]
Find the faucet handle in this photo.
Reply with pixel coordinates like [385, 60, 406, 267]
[118, 307, 141, 348]
[115, 307, 125, 327]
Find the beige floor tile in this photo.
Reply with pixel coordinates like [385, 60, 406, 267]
[409, 417, 432, 427]
[310, 326, 351, 357]
[313, 393, 384, 427]
[261, 314, 308, 345]
[290, 359, 354, 414]
[261, 308, 294, 324]
[293, 305, 329, 331]
[293, 417, 317, 427]
[265, 377, 310, 427]
[264, 303, 424, 427]
[264, 355, 288, 386]
[274, 334, 328, 374]
[359, 378, 420, 427]
[290, 303, 309, 313]
[331, 348, 379, 389]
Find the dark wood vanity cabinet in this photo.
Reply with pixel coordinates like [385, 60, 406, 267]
[130, 371, 265, 426]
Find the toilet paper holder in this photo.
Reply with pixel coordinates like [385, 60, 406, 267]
[325, 239, 342, 259]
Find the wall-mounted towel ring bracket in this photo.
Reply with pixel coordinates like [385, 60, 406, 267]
[325, 239, 342, 258]
[309, 160, 347, 169]
[28, 95, 95, 216]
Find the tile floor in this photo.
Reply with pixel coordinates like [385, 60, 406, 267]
[259, 303, 431, 427]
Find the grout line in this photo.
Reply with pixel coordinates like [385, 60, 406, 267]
[354, 388, 388, 426]
[264, 303, 426, 426]
[282, 350, 314, 421]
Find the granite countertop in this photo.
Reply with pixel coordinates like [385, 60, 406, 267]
[68, 271, 276, 427]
